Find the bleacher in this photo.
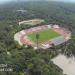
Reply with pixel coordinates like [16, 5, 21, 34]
[51, 36, 66, 45]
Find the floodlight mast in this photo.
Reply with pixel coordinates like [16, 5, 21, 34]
[36, 33, 39, 49]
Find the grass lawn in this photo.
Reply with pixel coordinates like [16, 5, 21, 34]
[19, 19, 44, 26]
[28, 29, 60, 43]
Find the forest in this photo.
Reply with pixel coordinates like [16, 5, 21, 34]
[0, 1, 75, 75]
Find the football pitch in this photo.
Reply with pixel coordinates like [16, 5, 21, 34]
[28, 29, 60, 43]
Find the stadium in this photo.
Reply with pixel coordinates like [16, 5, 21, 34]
[14, 25, 71, 49]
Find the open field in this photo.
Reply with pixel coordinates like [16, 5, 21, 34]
[52, 54, 75, 75]
[19, 19, 44, 25]
[28, 29, 60, 43]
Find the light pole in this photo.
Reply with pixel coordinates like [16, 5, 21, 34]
[36, 33, 39, 49]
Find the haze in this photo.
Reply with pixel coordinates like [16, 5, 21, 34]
[0, 0, 75, 4]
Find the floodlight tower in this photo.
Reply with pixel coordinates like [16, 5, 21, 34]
[36, 33, 39, 49]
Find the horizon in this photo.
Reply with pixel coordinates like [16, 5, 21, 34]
[0, 0, 75, 4]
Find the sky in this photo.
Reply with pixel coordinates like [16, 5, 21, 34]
[0, 0, 12, 2]
[0, 0, 12, 4]
[0, 0, 75, 3]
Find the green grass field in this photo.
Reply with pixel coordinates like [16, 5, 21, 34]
[19, 19, 44, 26]
[28, 29, 60, 43]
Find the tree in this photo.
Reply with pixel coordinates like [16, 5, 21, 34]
[36, 33, 40, 49]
